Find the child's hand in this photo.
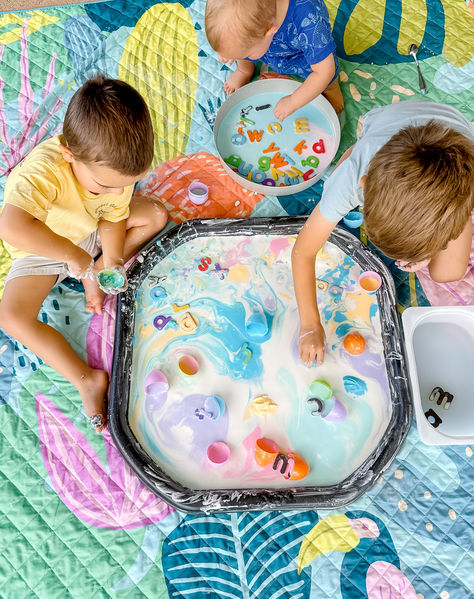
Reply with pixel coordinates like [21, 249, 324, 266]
[274, 95, 297, 121]
[299, 323, 326, 367]
[396, 259, 430, 272]
[218, 55, 234, 66]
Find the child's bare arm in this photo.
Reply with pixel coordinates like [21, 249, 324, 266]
[427, 218, 472, 283]
[224, 59, 255, 94]
[274, 54, 336, 121]
[97, 218, 127, 268]
[292, 206, 337, 366]
[0, 204, 92, 276]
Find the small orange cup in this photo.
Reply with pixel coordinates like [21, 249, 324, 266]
[254, 438, 279, 467]
[178, 354, 200, 376]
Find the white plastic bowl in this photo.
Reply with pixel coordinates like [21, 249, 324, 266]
[213, 79, 340, 195]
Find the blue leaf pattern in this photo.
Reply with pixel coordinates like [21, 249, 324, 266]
[63, 16, 107, 79]
[162, 511, 315, 598]
[340, 510, 398, 599]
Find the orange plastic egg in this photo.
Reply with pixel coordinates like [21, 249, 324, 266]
[343, 332, 366, 355]
[287, 453, 309, 481]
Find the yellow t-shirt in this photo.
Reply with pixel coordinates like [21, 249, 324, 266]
[3, 136, 133, 260]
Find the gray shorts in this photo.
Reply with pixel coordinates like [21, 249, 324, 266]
[4, 230, 102, 286]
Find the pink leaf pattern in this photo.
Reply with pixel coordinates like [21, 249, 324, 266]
[366, 561, 417, 599]
[19, 21, 34, 128]
[36, 393, 173, 529]
[0, 19, 62, 177]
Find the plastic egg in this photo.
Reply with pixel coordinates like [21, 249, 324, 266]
[287, 453, 310, 481]
[344, 332, 366, 355]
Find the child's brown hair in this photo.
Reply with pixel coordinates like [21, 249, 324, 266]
[364, 121, 474, 261]
[205, 0, 277, 51]
[63, 75, 154, 176]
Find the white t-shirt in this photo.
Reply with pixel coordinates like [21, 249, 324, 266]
[319, 100, 474, 223]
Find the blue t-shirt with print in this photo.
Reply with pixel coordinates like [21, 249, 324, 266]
[249, 0, 337, 78]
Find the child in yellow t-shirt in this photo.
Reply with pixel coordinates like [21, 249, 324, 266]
[0, 76, 167, 432]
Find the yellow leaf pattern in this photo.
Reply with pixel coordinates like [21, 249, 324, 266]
[118, 3, 198, 166]
[297, 514, 360, 574]
[0, 11, 59, 45]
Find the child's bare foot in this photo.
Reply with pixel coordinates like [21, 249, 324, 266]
[224, 69, 252, 94]
[323, 78, 345, 114]
[82, 277, 106, 315]
[78, 369, 109, 432]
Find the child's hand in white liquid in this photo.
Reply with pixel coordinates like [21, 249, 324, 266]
[274, 95, 297, 121]
[299, 323, 326, 367]
[396, 259, 430, 272]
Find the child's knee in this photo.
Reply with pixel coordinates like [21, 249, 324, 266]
[0, 301, 21, 334]
[150, 200, 168, 232]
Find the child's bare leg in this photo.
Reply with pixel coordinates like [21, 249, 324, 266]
[95, 197, 168, 269]
[0, 274, 108, 431]
[323, 77, 344, 113]
[82, 277, 106, 315]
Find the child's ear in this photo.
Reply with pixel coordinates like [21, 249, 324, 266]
[360, 175, 367, 188]
[59, 143, 74, 163]
[265, 24, 278, 38]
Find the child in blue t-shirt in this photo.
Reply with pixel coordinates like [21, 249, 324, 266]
[205, 0, 343, 120]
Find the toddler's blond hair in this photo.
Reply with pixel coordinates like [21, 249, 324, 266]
[205, 0, 277, 51]
[364, 121, 474, 261]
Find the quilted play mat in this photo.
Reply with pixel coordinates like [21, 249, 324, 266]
[0, 1, 473, 597]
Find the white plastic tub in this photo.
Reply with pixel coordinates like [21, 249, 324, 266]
[402, 306, 474, 445]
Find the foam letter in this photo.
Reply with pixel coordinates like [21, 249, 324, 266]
[178, 312, 198, 333]
[263, 142, 280, 153]
[284, 174, 300, 186]
[301, 156, 319, 168]
[303, 169, 316, 181]
[231, 134, 247, 146]
[267, 122, 282, 134]
[153, 315, 171, 330]
[252, 169, 266, 183]
[280, 153, 295, 166]
[224, 154, 242, 168]
[295, 118, 310, 133]
[312, 139, 326, 154]
[258, 156, 271, 171]
[247, 129, 264, 143]
[286, 166, 303, 177]
[198, 256, 212, 271]
[237, 161, 253, 177]
[294, 140, 308, 155]
[270, 152, 289, 169]
[173, 303, 190, 312]
[212, 263, 228, 280]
